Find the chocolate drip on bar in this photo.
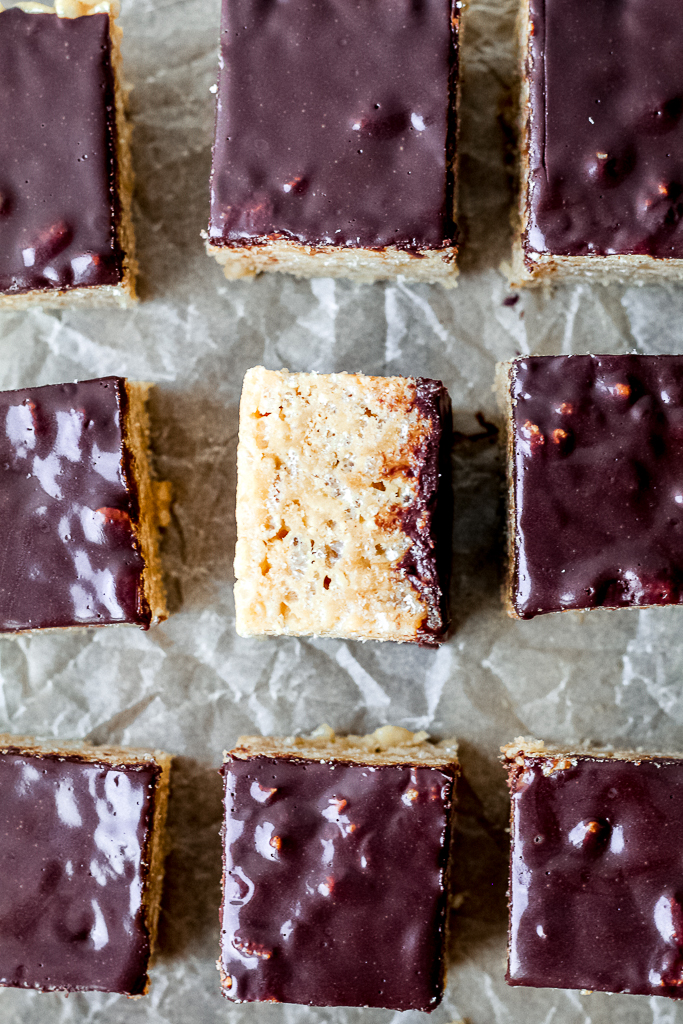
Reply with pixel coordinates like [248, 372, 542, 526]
[0, 750, 159, 993]
[220, 755, 455, 1010]
[0, 377, 150, 631]
[397, 378, 452, 645]
[510, 355, 683, 617]
[209, 0, 458, 252]
[507, 754, 683, 997]
[0, 9, 123, 295]
[525, 0, 683, 259]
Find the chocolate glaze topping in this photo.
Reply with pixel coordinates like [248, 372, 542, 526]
[510, 355, 683, 618]
[0, 750, 159, 993]
[0, 377, 150, 632]
[209, 0, 458, 252]
[507, 754, 683, 997]
[398, 378, 452, 646]
[525, 0, 683, 259]
[0, 9, 123, 295]
[220, 755, 456, 1010]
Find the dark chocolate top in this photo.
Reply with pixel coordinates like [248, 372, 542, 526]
[510, 355, 683, 618]
[209, 0, 458, 252]
[0, 9, 123, 295]
[507, 753, 683, 997]
[525, 0, 683, 259]
[0, 377, 150, 632]
[0, 750, 159, 993]
[220, 754, 456, 1010]
[399, 378, 452, 645]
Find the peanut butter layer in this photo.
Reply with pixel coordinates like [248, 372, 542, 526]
[233, 367, 452, 645]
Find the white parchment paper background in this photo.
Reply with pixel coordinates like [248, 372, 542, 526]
[2, 0, 683, 1020]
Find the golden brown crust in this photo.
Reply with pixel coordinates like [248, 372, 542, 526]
[494, 361, 521, 618]
[123, 382, 169, 626]
[501, 736, 683, 766]
[228, 724, 460, 769]
[206, 238, 458, 287]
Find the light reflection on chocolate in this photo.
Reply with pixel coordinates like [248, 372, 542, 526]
[220, 754, 456, 1010]
[507, 754, 683, 997]
[0, 750, 159, 993]
[0, 377, 149, 632]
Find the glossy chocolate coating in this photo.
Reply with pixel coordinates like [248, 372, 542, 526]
[399, 379, 452, 645]
[0, 9, 123, 295]
[209, 0, 458, 252]
[0, 377, 150, 631]
[525, 0, 683, 259]
[507, 753, 683, 997]
[0, 750, 159, 993]
[220, 754, 456, 1009]
[510, 355, 683, 618]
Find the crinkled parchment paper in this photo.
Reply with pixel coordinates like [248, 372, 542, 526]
[2, 0, 683, 1020]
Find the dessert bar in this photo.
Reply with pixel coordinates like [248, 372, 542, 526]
[511, 0, 683, 285]
[220, 725, 459, 1009]
[0, 0, 136, 308]
[206, 0, 459, 285]
[0, 735, 171, 994]
[234, 367, 452, 645]
[0, 376, 169, 632]
[499, 354, 683, 618]
[502, 738, 683, 998]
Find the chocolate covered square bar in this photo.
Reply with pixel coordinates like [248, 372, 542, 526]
[220, 726, 459, 1009]
[511, 0, 683, 285]
[206, 0, 459, 286]
[502, 738, 683, 998]
[0, 1, 136, 308]
[499, 354, 683, 618]
[0, 735, 171, 994]
[0, 376, 169, 632]
[234, 367, 452, 645]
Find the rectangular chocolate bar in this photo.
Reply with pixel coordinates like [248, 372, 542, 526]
[0, 735, 171, 995]
[206, 0, 459, 286]
[234, 367, 452, 644]
[511, 0, 683, 285]
[0, 1, 136, 308]
[502, 738, 683, 998]
[220, 726, 459, 1009]
[499, 354, 683, 618]
[0, 376, 169, 632]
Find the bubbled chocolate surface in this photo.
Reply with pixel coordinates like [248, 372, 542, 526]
[220, 755, 456, 1009]
[209, 0, 458, 252]
[510, 355, 683, 618]
[507, 754, 683, 996]
[0, 377, 150, 631]
[0, 750, 159, 993]
[525, 0, 683, 259]
[0, 9, 123, 295]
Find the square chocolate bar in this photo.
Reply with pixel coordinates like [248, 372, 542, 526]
[511, 0, 683, 285]
[0, 376, 169, 632]
[206, 0, 459, 286]
[502, 738, 683, 998]
[499, 354, 683, 618]
[0, 1, 136, 308]
[234, 367, 452, 645]
[220, 726, 459, 1009]
[0, 735, 171, 994]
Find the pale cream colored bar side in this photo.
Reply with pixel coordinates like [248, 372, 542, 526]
[233, 367, 435, 643]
